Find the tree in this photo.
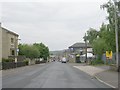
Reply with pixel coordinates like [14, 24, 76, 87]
[18, 44, 40, 59]
[92, 38, 107, 60]
[82, 0, 120, 61]
[33, 43, 49, 60]
[101, 0, 120, 52]
[99, 23, 116, 52]
[83, 28, 98, 44]
[118, 1, 120, 52]
[83, 24, 109, 60]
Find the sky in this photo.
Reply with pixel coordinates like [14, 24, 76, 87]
[1, 0, 108, 51]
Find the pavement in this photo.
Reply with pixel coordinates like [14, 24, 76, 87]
[2, 62, 111, 88]
[72, 63, 118, 88]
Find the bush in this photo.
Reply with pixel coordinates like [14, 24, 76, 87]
[23, 60, 29, 65]
[2, 62, 16, 69]
[35, 60, 40, 64]
[90, 59, 104, 65]
[2, 58, 14, 62]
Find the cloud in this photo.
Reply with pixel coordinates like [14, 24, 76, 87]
[1, 1, 108, 51]
[0, 0, 108, 3]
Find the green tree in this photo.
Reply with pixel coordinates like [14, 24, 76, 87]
[118, 1, 120, 52]
[101, 0, 120, 52]
[99, 23, 116, 52]
[18, 44, 39, 59]
[92, 38, 107, 60]
[82, 0, 120, 60]
[83, 25, 108, 59]
[83, 28, 98, 44]
[33, 43, 49, 60]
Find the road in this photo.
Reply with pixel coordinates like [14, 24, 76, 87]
[2, 62, 111, 88]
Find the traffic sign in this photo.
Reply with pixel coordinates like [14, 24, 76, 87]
[106, 51, 112, 59]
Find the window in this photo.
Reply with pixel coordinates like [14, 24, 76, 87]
[12, 50, 15, 55]
[11, 38, 14, 43]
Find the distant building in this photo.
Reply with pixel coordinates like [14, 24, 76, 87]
[1, 26, 19, 60]
[68, 42, 93, 63]
[69, 42, 93, 54]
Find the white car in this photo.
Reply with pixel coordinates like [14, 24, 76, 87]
[61, 57, 67, 63]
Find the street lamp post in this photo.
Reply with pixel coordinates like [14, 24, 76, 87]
[85, 33, 87, 63]
[113, 0, 119, 69]
[15, 39, 21, 64]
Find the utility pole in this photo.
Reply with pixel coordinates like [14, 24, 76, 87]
[113, 0, 119, 69]
[14, 38, 21, 66]
[0, 23, 2, 70]
[85, 33, 87, 63]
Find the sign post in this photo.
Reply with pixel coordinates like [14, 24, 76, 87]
[106, 51, 113, 64]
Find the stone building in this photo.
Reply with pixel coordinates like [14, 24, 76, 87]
[68, 42, 93, 63]
[0, 25, 19, 61]
[69, 42, 93, 54]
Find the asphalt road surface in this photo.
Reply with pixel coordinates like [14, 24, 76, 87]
[2, 62, 111, 88]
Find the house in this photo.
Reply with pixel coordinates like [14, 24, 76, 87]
[0, 24, 19, 61]
[69, 42, 93, 54]
[68, 42, 93, 63]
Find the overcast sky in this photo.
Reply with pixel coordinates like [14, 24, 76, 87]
[1, 0, 108, 51]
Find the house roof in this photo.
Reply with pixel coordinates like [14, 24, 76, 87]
[69, 42, 92, 48]
[2, 27, 19, 36]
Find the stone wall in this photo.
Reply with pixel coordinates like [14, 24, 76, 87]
[27, 58, 36, 65]
[2, 28, 18, 59]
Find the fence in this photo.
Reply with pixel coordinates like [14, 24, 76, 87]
[2, 62, 16, 69]
[101, 53, 120, 64]
[16, 62, 26, 67]
[2, 61, 27, 70]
